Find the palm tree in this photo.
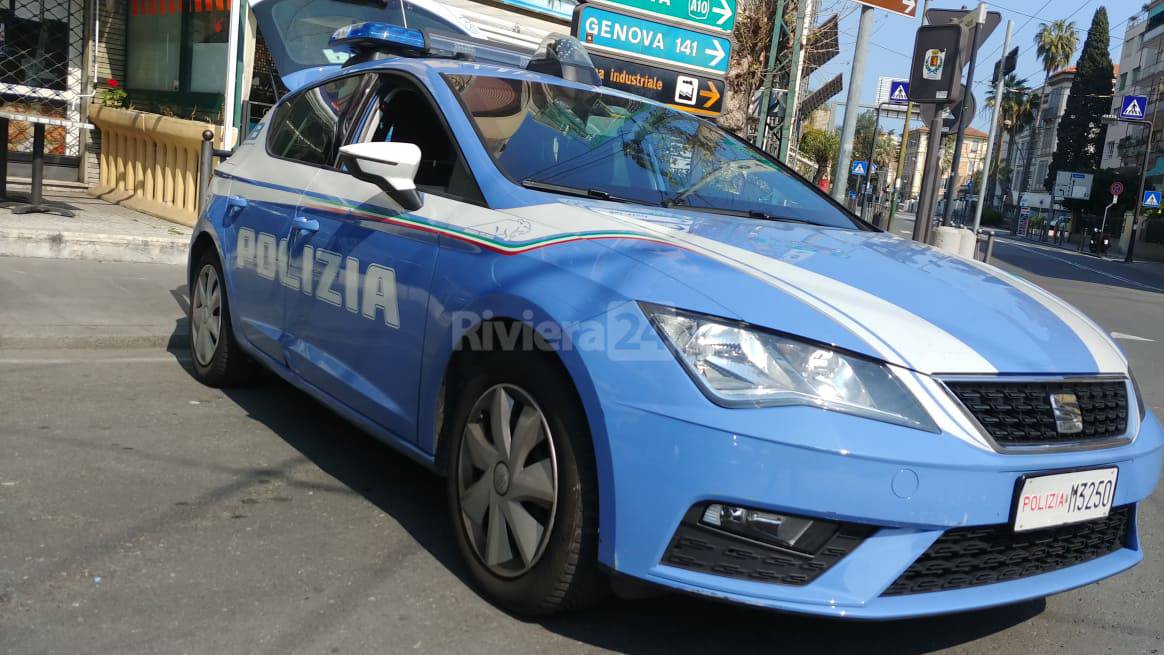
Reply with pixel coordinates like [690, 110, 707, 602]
[1002, 91, 1040, 204]
[984, 74, 1032, 207]
[798, 127, 840, 184]
[1019, 20, 1078, 195]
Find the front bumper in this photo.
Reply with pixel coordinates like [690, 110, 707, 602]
[597, 399, 1164, 619]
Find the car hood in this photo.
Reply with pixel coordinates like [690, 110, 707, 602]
[499, 201, 1127, 376]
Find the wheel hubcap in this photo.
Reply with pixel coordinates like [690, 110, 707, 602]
[457, 384, 558, 578]
[190, 264, 223, 367]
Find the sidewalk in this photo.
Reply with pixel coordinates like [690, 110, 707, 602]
[0, 185, 190, 265]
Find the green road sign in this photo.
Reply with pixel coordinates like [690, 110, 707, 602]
[598, 0, 736, 33]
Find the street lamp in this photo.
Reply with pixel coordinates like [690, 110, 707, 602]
[1103, 111, 1153, 263]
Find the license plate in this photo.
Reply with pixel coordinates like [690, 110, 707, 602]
[1013, 467, 1118, 532]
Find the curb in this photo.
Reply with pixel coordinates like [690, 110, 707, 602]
[0, 227, 188, 265]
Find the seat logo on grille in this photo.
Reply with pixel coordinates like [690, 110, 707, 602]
[1049, 393, 1084, 434]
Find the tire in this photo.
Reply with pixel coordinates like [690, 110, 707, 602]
[446, 349, 606, 616]
[188, 249, 254, 387]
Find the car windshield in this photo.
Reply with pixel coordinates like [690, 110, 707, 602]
[444, 74, 861, 229]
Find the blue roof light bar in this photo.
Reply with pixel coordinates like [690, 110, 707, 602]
[329, 22, 428, 55]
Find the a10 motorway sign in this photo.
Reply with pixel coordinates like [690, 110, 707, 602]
[597, 0, 736, 33]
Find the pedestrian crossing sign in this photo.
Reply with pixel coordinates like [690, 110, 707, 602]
[851, 160, 868, 176]
[1143, 190, 1161, 208]
[889, 80, 910, 105]
[1120, 95, 1147, 121]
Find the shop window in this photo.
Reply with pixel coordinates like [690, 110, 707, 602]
[0, 0, 71, 91]
[125, 0, 233, 103]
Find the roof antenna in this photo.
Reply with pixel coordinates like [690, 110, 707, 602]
[398, 0, 408, 27]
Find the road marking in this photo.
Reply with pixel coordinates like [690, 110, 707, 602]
[0, 355, 189, 365]
[996, 240, 1164, 292]
[1111, 332, 1155, 342]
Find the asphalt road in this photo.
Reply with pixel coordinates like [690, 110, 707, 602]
[1, 250, 1162, 655]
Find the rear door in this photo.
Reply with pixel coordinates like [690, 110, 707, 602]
[284, 71, 488, 443]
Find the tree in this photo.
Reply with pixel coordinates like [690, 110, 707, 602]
[798, 127, 839, 184]
[1020, 19, 1078, 193]
[1045, 8, 1113, 205]
[1001, 90, 1040, 205]
[720, 0, 783, 136]
[984, 74, 1031, 208]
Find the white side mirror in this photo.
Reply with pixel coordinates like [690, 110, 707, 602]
[338, 142, 423, 211]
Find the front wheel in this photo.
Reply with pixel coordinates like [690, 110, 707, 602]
[189, 250, 253, 387]
[446, 351, 606, 616]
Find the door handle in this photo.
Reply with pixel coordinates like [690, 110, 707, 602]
[223, 195, 247, 225]
[292, 215, 320, 233]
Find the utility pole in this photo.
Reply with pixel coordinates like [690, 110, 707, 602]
[831, 5, 875, 204]
[972, 20, 1012, 233]
[941, 5, 985, 226]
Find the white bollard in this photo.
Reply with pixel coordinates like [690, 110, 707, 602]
[930, 226, 963, 254]
[959, 228, 978, 258]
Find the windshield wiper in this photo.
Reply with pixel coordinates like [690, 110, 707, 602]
[663, 199, 820, 226]
[521, 179, 655, 206]
[745, 210, 818, 225]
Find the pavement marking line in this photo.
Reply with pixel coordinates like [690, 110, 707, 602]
[0, 355, 188, 365]
[1111, 332, 1156, 342]
[996, 240, 1164, 293]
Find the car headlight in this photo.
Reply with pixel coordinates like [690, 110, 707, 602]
[1130, 369, 1147, 420]
[642, 304, 938, 432]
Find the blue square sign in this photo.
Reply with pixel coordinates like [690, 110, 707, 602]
[889, 80, 910, 105]
[1143, 190, 1161, 208]
[1120, 95, 1147, 121]
[851, 160, 868, 176]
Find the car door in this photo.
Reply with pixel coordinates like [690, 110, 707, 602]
[283, 72, 487, 443]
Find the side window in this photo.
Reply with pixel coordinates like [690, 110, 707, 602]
[360, 76, 482, 203]
[267, 74, 367, 166]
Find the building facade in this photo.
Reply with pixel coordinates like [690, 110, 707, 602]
[900, 126, 989, 203]
[1101, 5, 1162, 174]
[1010, 67, 1076, 198]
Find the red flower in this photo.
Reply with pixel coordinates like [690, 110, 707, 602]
[107, 79, 119, 88]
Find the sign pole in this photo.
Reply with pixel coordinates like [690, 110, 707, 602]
[913, 114, 945, 242]
[888, 0, 928, 233]
[972, 19, 1011, 234]
[1127, 88, 1156, 263]
[862, 103, 887, 223]
[940, 4, 984, 227]
[831, 4, 875, 203]
[777, 0, 812, 163]
[753, 0, 788, 149]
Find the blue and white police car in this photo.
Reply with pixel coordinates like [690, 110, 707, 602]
[188, 20, 1162, 618]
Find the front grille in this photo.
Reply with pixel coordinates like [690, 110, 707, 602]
[661, 506, 873, 586]
[945, 379, 1128, 446]
[883, 505, 1132, 596]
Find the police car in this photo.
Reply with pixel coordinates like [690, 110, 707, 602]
[189, 20, 1163, 618]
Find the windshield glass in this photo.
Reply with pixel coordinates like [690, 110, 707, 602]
[444, 74, 861, 229]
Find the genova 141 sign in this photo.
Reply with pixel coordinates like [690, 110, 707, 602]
[574, 4, 732, 76]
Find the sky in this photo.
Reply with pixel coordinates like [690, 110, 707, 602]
[815, 0, 1146, 132]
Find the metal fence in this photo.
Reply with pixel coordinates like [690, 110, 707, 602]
[0, 0, 87, 161]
